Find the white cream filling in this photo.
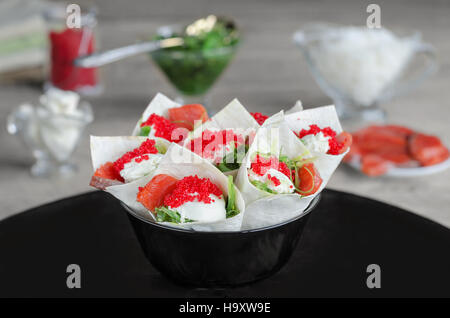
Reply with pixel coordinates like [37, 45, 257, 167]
[172, 194, 226, 223]
[248, 168, 295, 194]
[301, 132, 330, 154]
[119, 153, 163, 183]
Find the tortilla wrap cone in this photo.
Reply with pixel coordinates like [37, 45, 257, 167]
[119, 143, 246, 231]
[284, 104, 346, 189]
[237, 107, 345, 230]
[183, 100, 286, 177]
[131, 93, 181, 136]
[89, 136, 170, 208]
[181, 99, 258, 177]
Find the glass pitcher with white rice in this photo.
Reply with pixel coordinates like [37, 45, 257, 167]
[293, 24, 437, 123]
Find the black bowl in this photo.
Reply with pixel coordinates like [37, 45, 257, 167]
[123, 195, 320, 287]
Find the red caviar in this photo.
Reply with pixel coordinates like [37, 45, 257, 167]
[188, 129, 245, 161]
[297, 124, 344, 155]
[250, 112, 269, 125]
[267, 174, 281, 186]
[250, 155, 291, 178]
[113, 139, 158, 173]
[140, 114, 183, 142]
[135, 154, 149, 163]
[163, 175, 223, 208]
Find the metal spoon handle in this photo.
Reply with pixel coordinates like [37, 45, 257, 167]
[73, 38, 183, 68]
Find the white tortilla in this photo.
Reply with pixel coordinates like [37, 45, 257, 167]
[284, 104, 346, 194]
[180, 99, 259, 175]
[182, 101, 284, 175]
[210, 98, 260, 130]
[238, 106, 346, 230]
[90, 136, 170, 171]
[90, 136, 170, 217]
[236, 120, 309, 204]
[210, 98, 302, 127]
[118, 143, 246, 232]
[131, 93, 181, 136]
[106, 174, 155, 219]
[285, 105, 342, 133]
[286, 100, 303, 114]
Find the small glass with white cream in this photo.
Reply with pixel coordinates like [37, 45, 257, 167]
[7, 87, 93, 177]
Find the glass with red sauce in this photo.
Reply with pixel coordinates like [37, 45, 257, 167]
[46, 7, 100, 94]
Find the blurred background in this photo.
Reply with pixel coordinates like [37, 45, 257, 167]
[1, 0, 449, 226]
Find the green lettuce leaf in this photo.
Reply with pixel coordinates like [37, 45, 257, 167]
[155, 143, 167, 154]
[155, 206, 193, 223]
[250, 179, 277, 194]
[216, 144, 247, 172]
[226, 175, 240, 218]
[139, 126, 151, 136]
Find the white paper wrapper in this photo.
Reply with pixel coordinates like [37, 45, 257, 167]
[236, 120, 309, 204]
[210, 98, 261, 130]
[286, 100, 303, 114]
[237, 106, 346, 230]
[284, 105, 346, 191]
[106, 174, 155, 219]
[90, 136, 171, 215]
[183, 100, 285, 176]
[131, 93, 181, 136]
[117, 143, 246, 232]
[209, 97, 302, 127]
[90, 136, 170, 171]
[181, 99, 259, 176]
[285, 105, 342, 134]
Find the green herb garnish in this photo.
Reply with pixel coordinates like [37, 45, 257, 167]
[250, 179, 277, 194]
[216, 144, 246, 173]
[155, 206, 194, 224]
[139, 126, 151, 136]
[155, 143, 167, 154]
[226, 175, 239, 218]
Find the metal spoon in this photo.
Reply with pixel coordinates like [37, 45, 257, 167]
[73, 15, 230, 68]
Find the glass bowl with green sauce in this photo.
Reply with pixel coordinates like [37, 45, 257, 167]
[149, 18, 240, 104]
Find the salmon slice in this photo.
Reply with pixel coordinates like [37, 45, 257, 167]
[168, 104, 209, 131]
[409, 133, 449, 166]
[93, 162, 124, 182]
[137, 174, 179, 213]
[351, 125, 448, 175]
[296, 163, 322, 196]
[377, 150, 411, 164]
[355, 129, 407, 154]
[336, 131, 353, 154]
[383, 125, 414, 137]
[89, 176, 123, 190]
[360, 125, 413, 137]
[361, 154, 389, 177]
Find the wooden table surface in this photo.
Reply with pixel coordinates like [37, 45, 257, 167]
[1, 0, 449, 226]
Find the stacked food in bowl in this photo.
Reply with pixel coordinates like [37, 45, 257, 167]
[88, 93, 352, 285]
[90, 93, 351, 231]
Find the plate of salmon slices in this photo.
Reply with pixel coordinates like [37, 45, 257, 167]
[344, 125, 450, 177]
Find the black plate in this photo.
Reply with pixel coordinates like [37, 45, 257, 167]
[0, 189, 449, 297]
